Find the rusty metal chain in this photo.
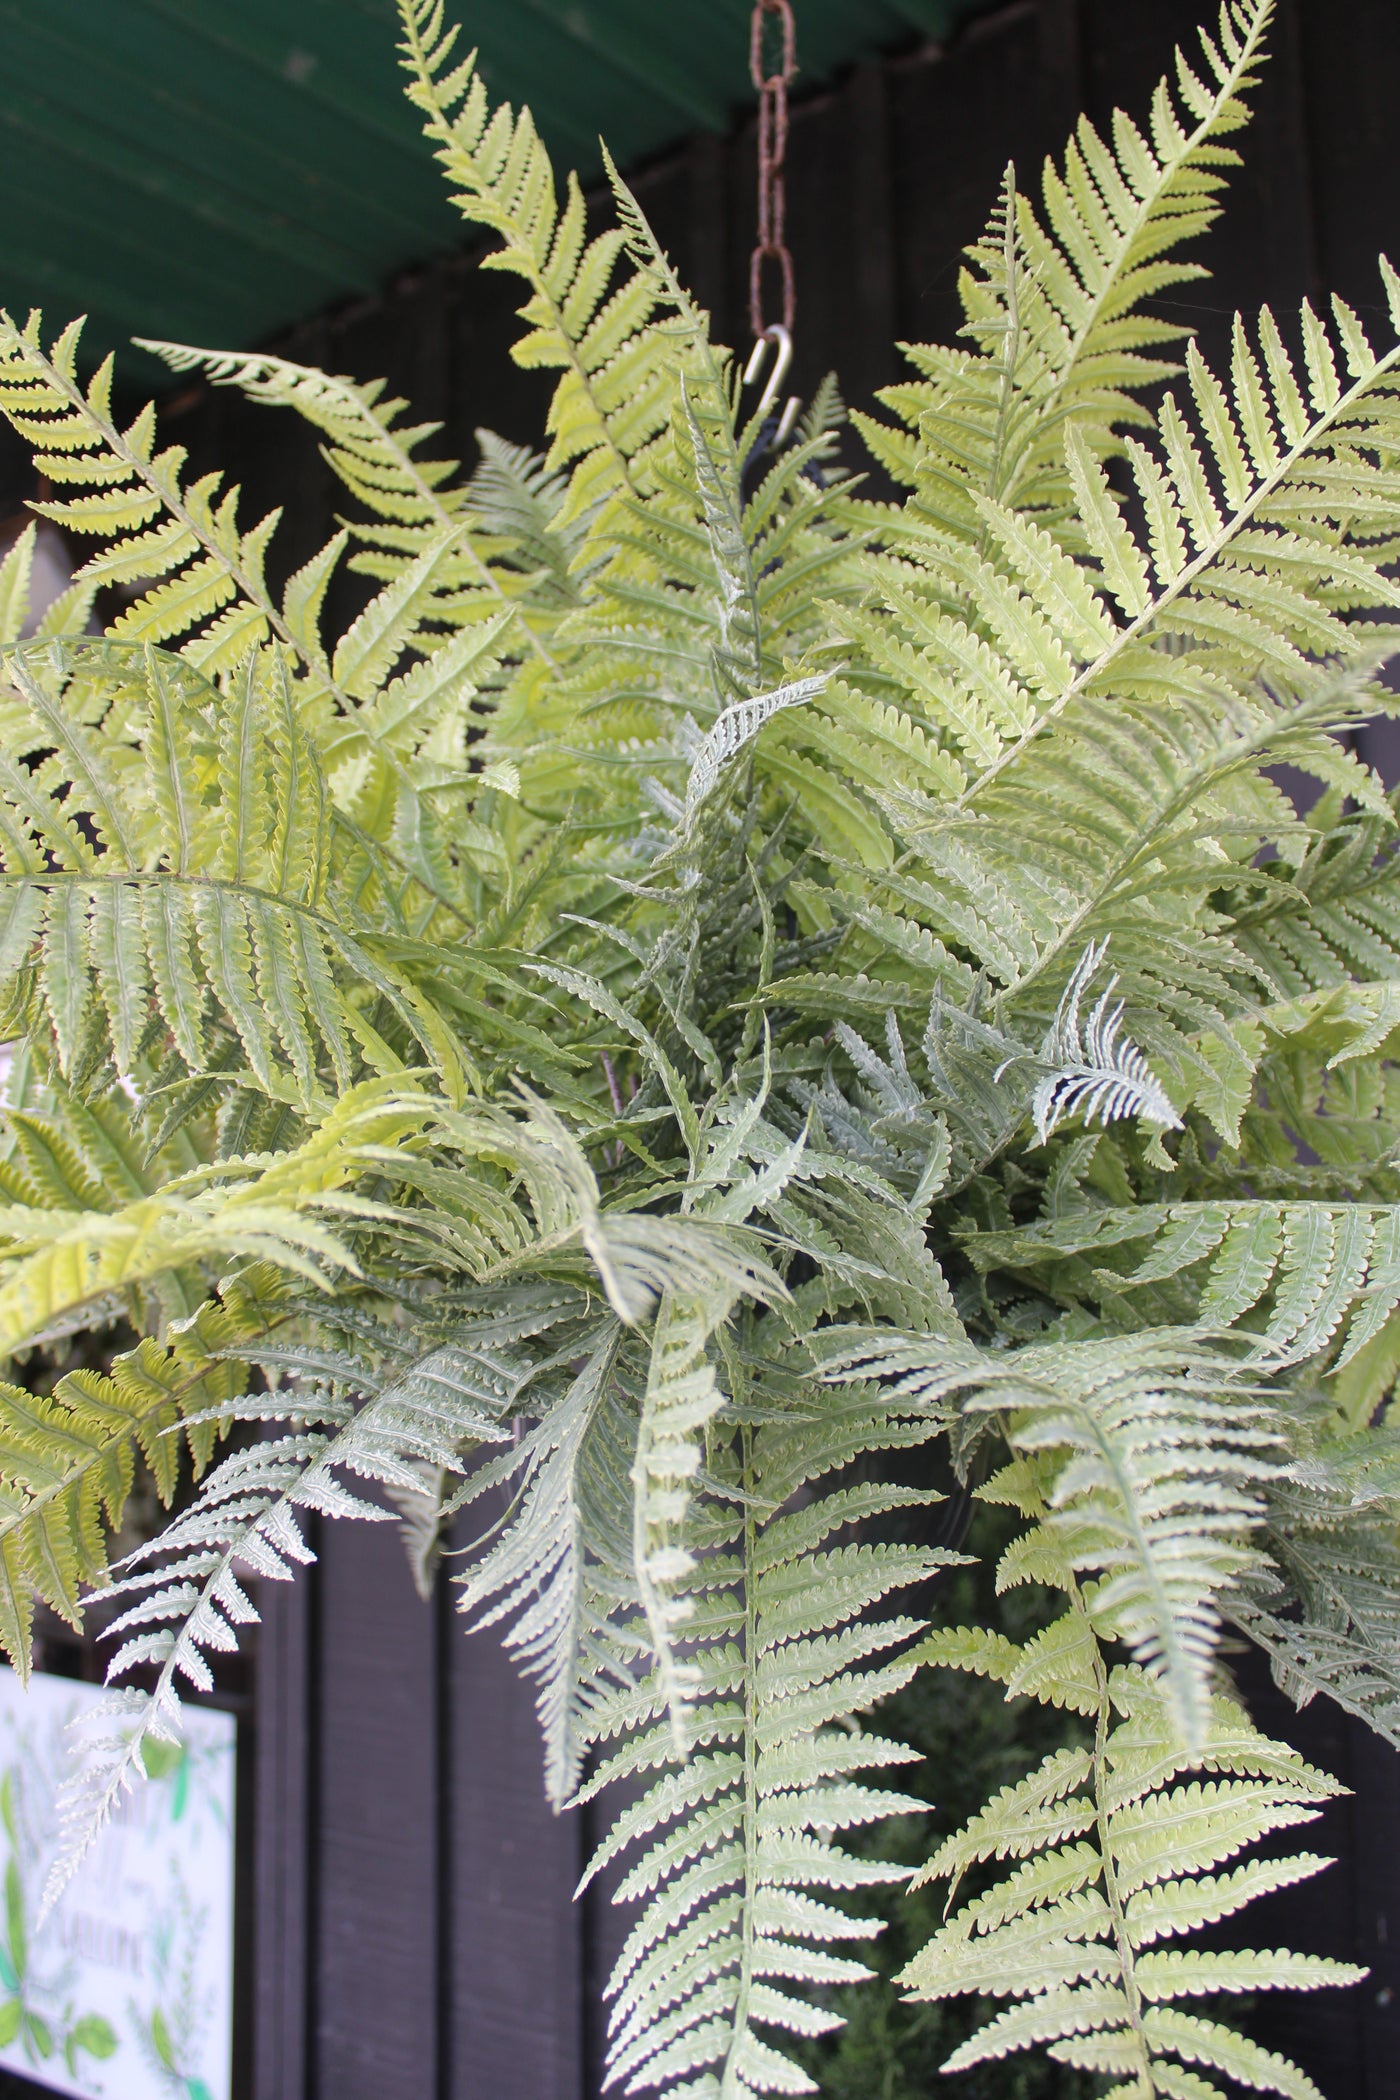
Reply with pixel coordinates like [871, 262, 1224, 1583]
[748, 0, 797, 342]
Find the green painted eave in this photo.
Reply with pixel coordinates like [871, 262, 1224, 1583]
[0, 0, 984, 368]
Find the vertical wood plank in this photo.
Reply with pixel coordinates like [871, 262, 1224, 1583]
[1351, 1721, 1400, 2100]
[311, 1518, 440, 2100]
[1296, 0, 1400, 320]
[443, 1587, 585, 2100]
[844, 64, 898, 410]
[1358, 712, 1400, 792]
[687, 131, 730, 343]
[252, 1567, 314, 2100]
[887, 5, 1057, 358]
[1034, 0, 1084, 146]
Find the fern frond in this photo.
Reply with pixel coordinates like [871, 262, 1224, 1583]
[1027, 940, 1182, 1143]
[0, 1078, 438, 1355]
[396, 2, 670, 525]
[830, 1329, 1276, 1745]
[135, 340, 559, 672]
[858, 2, 1273, 537]
[967, 1197, 1400, 1369]
[0, 638, 482, 1098]
[0, 325, 525, 934]
[48, 1306, 541, 1898]
[0, 1263, 289, 1675]
[579, 1346, 960, 2099]
[949, 280, 1400, 808]
[905, 1478, 1359, 2098]
[1228, 1479, 1400, 1744]
[0, 315, 305, 677]
[456, 1318, 632, 1806]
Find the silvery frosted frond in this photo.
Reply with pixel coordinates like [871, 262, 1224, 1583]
[684, 674, 826, 822]
[1032, 941, 1182, 1145]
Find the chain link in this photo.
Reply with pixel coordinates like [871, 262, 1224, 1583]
[748, 0, 797, 342]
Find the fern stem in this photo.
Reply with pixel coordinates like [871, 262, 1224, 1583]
[1086, 1612, 1158, 2098]
[718, 1419, 760, 2100]
[973, 166, 1026, 560]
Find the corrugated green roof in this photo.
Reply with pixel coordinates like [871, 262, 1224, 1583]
[1, 0, 982, 365]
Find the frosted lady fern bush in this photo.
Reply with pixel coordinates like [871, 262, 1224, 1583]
[0, 0, 1397, 2091]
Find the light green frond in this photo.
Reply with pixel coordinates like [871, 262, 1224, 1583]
[579, 1354, 955, 2100]
[397, 1, 668, 525]
[859, 2, 1271, 538]
[0, 316, 298, 674]
[0, 1259, 289, 1677]
[135, 343, 520, 630]
[458, 1319, 627, 1806]
[47, 1304, 542, 1899]
[0, 1078, 440, 1356]
[906, 1620, 1349, 2099]
[967, 1197, 1400, 1368]
[0, 639, 477, 1101]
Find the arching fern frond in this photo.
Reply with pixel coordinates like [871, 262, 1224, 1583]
[134, 340, 557, 665]
[829, 1328, 1276, 1746]
[857, 0, 1273, 535]
[577, 1345, 964, 2100]
[0, 320, 519, 868]
[0, 315, 311, 678]
[456, 1316, 630, 1807]
[45, 1310, 531, 1900]
[397, 0, 668, 526]
[907, 1615, 1357, 2098]
[0, 1261, 290, 1676]
[0, 1078, 438, 1358]
[966, 1198, 1400, 1369]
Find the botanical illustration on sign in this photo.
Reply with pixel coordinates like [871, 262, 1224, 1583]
[0, 1669, 233, 2100]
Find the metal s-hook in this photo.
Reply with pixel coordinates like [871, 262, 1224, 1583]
[744, 322, 792, 414]
[743, 324, 801, 448]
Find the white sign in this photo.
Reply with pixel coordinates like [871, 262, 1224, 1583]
[0, 1667, 235, 2100]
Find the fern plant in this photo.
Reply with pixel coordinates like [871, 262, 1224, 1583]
[0, 0, 1396, 2091]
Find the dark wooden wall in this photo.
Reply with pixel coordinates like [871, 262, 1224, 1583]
[144, 4, 1400, 2095]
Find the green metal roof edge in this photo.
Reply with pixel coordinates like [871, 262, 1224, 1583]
[0, 0, 990, 375]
